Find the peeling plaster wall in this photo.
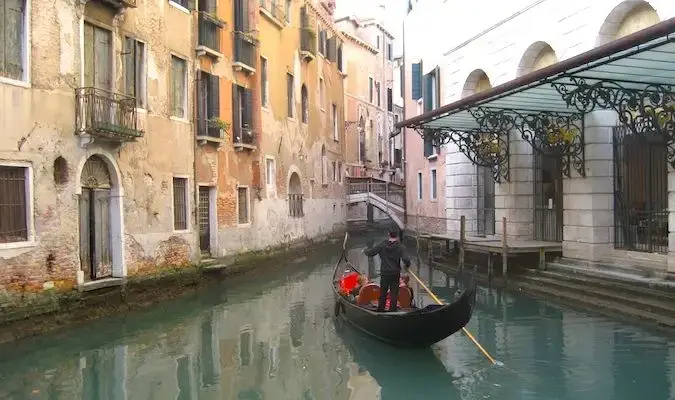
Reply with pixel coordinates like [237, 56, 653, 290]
[0, 0, 199, 294]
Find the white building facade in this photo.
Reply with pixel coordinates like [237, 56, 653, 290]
[403, 0, 675, 275]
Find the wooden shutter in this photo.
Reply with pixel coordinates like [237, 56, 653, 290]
[94, 27, 112, 90]
[234, 0, 243, 31]
[423, 72, 433, 112]
[83, 23, 95, 87]
[411, 62, 421, 100]
[240, 0, 250, 31]
[124, 37, 135, 97]
[196, 72, 206, 135]
[2, 0, 24, 80]
[232, 83, 241, 138]
[243, 88, 253, 130]
[327, 36, 336, 62]
[424, 135, 433, 157]
[434, 66, 441, 109]
[208, 73, 220, 118]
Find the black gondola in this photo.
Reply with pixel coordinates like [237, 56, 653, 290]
[332, 233, 477, 348]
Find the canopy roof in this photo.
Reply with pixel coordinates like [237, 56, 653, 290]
[397, 17, 675, 132]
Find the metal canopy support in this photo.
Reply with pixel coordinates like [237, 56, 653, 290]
[469, 107, 585, 177]
[552, 77, 675, 167]
[413, 126, 510, 182]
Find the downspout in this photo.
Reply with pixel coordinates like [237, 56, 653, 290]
[401, 17, 407, 230]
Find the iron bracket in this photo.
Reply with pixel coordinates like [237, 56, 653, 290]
[552, 77, 675, 168]
[469, 107, 586, 177]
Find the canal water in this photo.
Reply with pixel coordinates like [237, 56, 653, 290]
[0, 234, 674, 400]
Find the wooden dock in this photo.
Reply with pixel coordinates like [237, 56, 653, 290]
[417, 216, 562, 280]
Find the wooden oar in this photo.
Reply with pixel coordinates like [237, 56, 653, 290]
[408, 269, 497, 365]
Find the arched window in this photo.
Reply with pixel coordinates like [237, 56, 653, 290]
[301, 84, 308, 123]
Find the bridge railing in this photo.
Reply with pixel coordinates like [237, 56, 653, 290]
[346, 177, 405, 209]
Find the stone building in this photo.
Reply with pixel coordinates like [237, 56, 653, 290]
[335, 16, 397, 181]
[400, 0, 675, 275]
[0, 0, 199, 291]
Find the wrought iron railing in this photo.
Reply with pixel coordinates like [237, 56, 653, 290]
[289, 194, 304, 217]
[234, 31, 257, 69]
[234, 124, 256, 146]
[300, 28, 316, 55]
[198, 12, 224, 53]
[259, 0, 286, 22]
[75, 87, 143, 140]
[197, 118, 223, 138]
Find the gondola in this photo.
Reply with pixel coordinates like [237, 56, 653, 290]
[332, 233, 477, 348]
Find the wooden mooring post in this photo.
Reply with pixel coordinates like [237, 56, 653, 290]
[501, 217, 508, 280]
[459, 215, 466, 272]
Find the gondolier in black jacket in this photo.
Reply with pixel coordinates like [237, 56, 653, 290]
[364, 231, 411, 312]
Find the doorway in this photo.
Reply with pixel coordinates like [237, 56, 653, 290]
[198, 186, 212, 255]
[533, 152, 563, 242]
[476, 165, 495, 236]
[79, 156, 113, 281]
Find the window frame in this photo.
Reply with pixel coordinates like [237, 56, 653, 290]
[0, 0, 31, 86]
[430, 168, 437, 200]
[319, 77, 325, 111]
[286, 72, 295, 119]
[170, 54, 189, 120]
[0, 162, 35, 249]
[416, 171, 423, 200]
[301, 84, 309, 124]
[332, 103, 338, 141]
[265, 155, 276, 196]
[237, 185, 251, 225]
[260, 56, 269, 109]
[172, 176, 190, 232]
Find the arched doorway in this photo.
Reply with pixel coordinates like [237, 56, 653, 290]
[288, 171, 303, 217]
[79, 155, 113, 281]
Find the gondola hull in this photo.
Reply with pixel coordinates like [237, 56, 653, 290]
[333, 274, 476, 348]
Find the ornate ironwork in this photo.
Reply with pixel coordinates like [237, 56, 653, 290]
[552, 77, 675, 168]
[412, 126, 510, 182]
[469, 107, 586, 177]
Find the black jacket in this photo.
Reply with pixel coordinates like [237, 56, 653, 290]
[365, 239, 411, 275]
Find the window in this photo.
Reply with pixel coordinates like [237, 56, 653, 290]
[337, 45, 343, 72]
[319, 77, 325, 110]
[411, 61, 422, 100]
[332, 161, 337, 182]
[430, 169, 437, 200]
[124, 37, 147, 108]
[376, 35, 380, 49]
[416, 172, 422, 200]
[387, 43, 393, 61]
[232, 84, 254, 144]
[369, 77, 373, 103]
[376, 82, 381, 107]
[83, 23, 113, 89]
[173, 177, 188, 231]
[318, 29, 327, 55]
[424, 136, 438, 158]
[337, 162, 342, 183]
[260, 57, 268, 108]
[286, 73, 294, 118]
[1, 0, 27, 81]
[387, 88, 393, 112]
[265, 158, 275, 187]
[237, 187, 249, 224]
[423, 69, 439, 111]
[234, 0, 249, 31]
[0, 166, 29, 244]
[197, 71, 220, 137]
[285, 0, 291, 23]
[301, 84, 308, 123]
[171, 0, 192, 9]
[171, 55, 187, 119]
[332, 104, 338, 141]
[321, 146, 327, 184]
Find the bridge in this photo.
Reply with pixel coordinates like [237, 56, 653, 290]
[346, 177, 406, 229]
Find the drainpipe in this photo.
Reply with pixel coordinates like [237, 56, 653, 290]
[401, 17, 407, 228]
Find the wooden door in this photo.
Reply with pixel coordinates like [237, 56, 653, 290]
[79, 189, 112, 280]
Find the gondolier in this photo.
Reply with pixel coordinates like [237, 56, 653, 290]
[364, 231, 412, 312]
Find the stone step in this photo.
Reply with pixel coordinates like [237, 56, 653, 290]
[516, 279, 675, 330]
[518, 273, 675, 316]
[546, 260, 675, 291]
[529, 269, 675, 301]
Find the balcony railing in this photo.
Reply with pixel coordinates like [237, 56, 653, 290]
[99, 0, 136, 8]
[233, 31, 257, 71]
[289, 194, 304, 218]
[233, 124, 256, 149]
[75, 87, 143, 141]
[198, 12, 225, 55]
[300, 28, 316, 57]
[259, 0, 286, 22]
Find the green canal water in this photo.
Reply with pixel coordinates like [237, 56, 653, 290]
[0, 235, 674, 400]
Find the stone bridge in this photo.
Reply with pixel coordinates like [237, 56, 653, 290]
[346, 178, 406, 229]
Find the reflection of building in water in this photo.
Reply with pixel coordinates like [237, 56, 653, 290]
[346, 362, 382, 400]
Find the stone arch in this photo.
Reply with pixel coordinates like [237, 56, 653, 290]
[288, 172, 302, 194]
[461, 69, 492, 99]
[516, 41, 559, 77]
[595, 1, 660, 46]
[75, 151, 125, 282]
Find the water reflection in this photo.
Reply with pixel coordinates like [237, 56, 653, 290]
[0, 235, 673, 400]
